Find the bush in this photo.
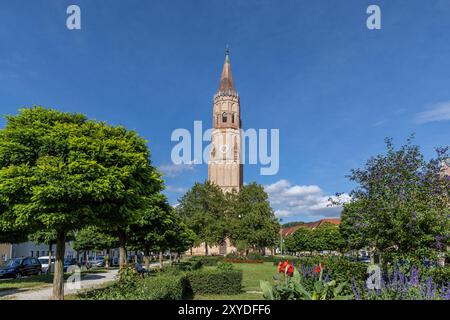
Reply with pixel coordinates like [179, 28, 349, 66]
[421, 267, 450, 286]
[189, 256, 224, 267]
[172, 262, 196, 271]
[217, 261, 234, 270]
[273, 256, 367, 296]
[187, 269, 243, 295]
[84, 274, 190, 300]
[136, 274, 190, 300]
[247, 252, 264, 260]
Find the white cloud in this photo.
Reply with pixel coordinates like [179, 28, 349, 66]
[158, 163, 194, 177]
[264, 180, 350, 221]
[415, 101, 450, 124]
[165, 185, 188, 194]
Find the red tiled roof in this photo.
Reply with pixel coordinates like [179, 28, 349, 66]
[280, 218, 341, 237]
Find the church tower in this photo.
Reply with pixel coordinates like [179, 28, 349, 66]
[208, 48, 243, 192]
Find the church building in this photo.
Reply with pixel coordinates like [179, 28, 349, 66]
[208, 47, 243, 193]
[189, 48, 242, 255]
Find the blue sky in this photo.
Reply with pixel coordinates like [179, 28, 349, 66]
[1, 0, 450, 222]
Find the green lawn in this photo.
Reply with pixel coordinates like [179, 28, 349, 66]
[195, 262, 277, 300]
[66, 262, 277, 300]
[0, 274, 54, 294]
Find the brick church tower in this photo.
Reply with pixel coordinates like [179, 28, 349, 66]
[208, 47, 243, 192]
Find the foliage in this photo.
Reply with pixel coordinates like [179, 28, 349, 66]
[284, 227, 312, 252]
[217, 261, 234, 271]
[352, 266, 450, 300]
[189, 256, 224, 267]
[228, 183, 280, 253]
[260, 261, 352, 300]
[186, 269, 243, 295]
[284, 223, 344, 254]
[127, 194, 194, 257]
[271, 255, 367, 295]
[177, 182, 279, 255]
[177, 181, 227, 252]
[0, 106, 163, 299]
[339, 138, 450, 262]
[85, 273, 189, 300]
[73, 226, 117, 252]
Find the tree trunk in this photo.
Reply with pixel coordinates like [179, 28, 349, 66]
[159, 251, 163, 269]
[52, 231, 66, 300]
[169, 250, 173, 264]
[105, 249, 110, 269]
[83, 251, 88, 269]
[205, 242, 208, 256]
[144, 249, 150, 270]
[118, 231, 127, 269]
[47, 243, 53, 275]
[190, 247, 193, 256]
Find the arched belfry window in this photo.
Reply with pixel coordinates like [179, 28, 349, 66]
[222, 112, 227, 123]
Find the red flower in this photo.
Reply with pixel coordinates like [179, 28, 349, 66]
[314, 265, 322, 274]
[278, 260, 289, 273]
[286, 264, 294, 277]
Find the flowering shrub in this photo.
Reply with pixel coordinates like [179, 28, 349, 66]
[261, 260, 352, 300]
[352, 266, 450, 300]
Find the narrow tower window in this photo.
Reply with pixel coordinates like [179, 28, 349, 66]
[232, 113, 235, 123]
[222, 112, 227, 123]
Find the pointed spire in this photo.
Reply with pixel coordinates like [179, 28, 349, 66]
[218, 46, 236, 95]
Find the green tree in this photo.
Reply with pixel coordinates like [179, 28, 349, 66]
[127, 194, 178, 269]
[340, 138, 450, 263]
[29, 230, 74, 273]
[229, 183, 279, 254]
[73, 226, 117, 268]
[0, 107, 161, 299]
[177, 181, 227, 255]
[284, 227, 313, 253]
[311, 222, 345, 253]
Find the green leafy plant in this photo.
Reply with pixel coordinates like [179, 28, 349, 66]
[217, 261, 234, 271]
[260, 263, 352, 300]
[186, 269, 243, 295]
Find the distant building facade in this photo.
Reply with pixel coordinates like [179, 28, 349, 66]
[0, 243, 12, 264]
[10, 241, 77, 260]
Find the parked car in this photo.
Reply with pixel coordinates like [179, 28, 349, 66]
[38, 256, 55, 273]
[89, 256, 105, 268]
[63, 258, 79, 272]
[358, 256, 371, 264]
[0, 257, 42, 279]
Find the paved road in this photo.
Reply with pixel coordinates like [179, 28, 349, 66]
[7, 269, 119, 300]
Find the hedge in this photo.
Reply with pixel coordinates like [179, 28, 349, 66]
[186, 269, 243, 295]
[189, 256, 224, 267]
[84, 274, 189, 300]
